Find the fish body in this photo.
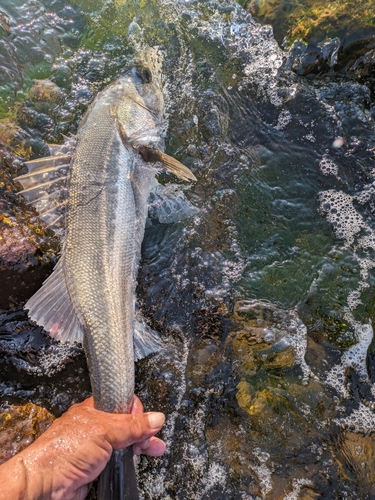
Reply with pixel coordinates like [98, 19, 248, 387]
[65, 70, 163, 413]
[16, 66, 196, 498]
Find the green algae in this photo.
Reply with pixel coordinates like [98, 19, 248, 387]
[245, 0, 375, 46]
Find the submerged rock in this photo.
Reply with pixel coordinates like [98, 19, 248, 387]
[0, 123, 59, 309]
[337, 432, 375, 496]
[0, 403, 54, 464]
[246, 0, 375, 47]
[0, 306, 90, 415]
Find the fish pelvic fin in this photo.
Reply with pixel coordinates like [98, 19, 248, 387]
[138, 145, 197, 182]
[134, 312, 163, 361]
[14, 139, 76, 238]
[25, 257, 85, 344]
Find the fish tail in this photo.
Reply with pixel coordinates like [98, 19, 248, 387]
[97, 447, 139, 500]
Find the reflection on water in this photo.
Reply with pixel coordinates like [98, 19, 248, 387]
[1, 0, 375, 498]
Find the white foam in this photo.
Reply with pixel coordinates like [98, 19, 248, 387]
[37, 344, 78, 376]
[275, 110, 292, 130]
[319, 182, 375, 426]
[319, 190, 365, 246]
[335, 402, 375, 433]
[319, 155, 339, 178]
[355, 184, 375, 204]
[283, 478, 314, 500]
[251, 448, 273, 498]
[200, 462, 228, 496]
[285, 310, 315, 383]
[136, 333, 190, 496]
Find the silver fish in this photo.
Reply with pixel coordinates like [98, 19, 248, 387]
[15, 66, 196, 498]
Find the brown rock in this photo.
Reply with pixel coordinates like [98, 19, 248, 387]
[0, 403, 55, 464]
[0, 122, 59, 308]
[29, 80, 63, 103]
[334, 431, 375, 493]
[262, 347, 296, 370]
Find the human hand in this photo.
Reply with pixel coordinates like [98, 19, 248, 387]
[0, 396, 165, 500]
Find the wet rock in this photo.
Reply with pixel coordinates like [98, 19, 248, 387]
[0, 306, 90, 415]
[223, 300, 353, 497]
[334, 431, 375, 498]
[336, 38, 375, 95]
[0, 403, 55, 464]
[229, 300, 303, 376]
[29, 79, 64, 103]
[284, 39, 340, 76]
[247, 0, 375, 94]
[0, 123, 59, 309]
[247, 0, 375, 48]
[284, 35, 375, 94]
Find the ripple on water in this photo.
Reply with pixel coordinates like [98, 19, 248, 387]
[1, 0, 375, 497]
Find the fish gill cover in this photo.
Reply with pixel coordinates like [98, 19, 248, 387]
[1, 0, 375, 498]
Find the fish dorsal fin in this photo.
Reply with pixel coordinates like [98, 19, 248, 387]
[25, 257, 85, 344]
[14, 141, 75, 238]
[138, 145, 197, 182]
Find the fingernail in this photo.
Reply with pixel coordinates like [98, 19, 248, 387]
[147, 412, 165, 429]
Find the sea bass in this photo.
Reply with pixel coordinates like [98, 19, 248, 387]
[15, 67, 196, 499]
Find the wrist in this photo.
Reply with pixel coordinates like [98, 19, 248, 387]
[0, 445, 54, 500]
[0, 455, 33, 500]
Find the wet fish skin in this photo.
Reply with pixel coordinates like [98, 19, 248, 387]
[15, 65, 196, 499]
[65, 69, 164, 414]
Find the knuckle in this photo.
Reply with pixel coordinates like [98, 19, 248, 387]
[130, 415, 144, 441]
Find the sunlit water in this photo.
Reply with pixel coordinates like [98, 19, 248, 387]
[1, 0, 375, 498]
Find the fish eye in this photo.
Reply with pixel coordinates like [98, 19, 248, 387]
[131, 66, 152, 84]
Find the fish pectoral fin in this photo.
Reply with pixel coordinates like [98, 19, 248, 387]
[138, 146, 197, 183]
[25, 257, 85, 344]
[134, 312, 163, 361]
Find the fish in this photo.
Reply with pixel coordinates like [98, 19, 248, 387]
[15, 66, 196, 499]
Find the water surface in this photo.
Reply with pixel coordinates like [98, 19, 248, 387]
[1, 0, 375, 498]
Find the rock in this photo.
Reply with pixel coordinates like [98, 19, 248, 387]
[229, 300, 302, 380]
[247, 0, 375, 48]
[284, 39, 340, 76]
[0, 122, 59, 309]
[29, 80, 63, 103]
[0, 403, 55, 464]
[0, 306, 91, 415]
[334, 431, 375, 497]
[284, 35, 375, 94]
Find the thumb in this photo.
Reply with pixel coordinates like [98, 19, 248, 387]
[111, 412, 165, 450]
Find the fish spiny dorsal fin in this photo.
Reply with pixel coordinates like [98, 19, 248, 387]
[138, 145, 197, 182]
[14, 140, 75, 238]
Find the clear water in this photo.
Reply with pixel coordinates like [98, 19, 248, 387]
[1, 0, 375, 498]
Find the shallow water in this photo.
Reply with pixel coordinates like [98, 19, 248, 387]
[1, 0, 375, 498]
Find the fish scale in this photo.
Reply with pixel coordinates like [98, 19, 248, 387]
[66, 91, 137, 413]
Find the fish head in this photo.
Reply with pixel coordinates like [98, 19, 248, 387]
[116, 66, 165, 147]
